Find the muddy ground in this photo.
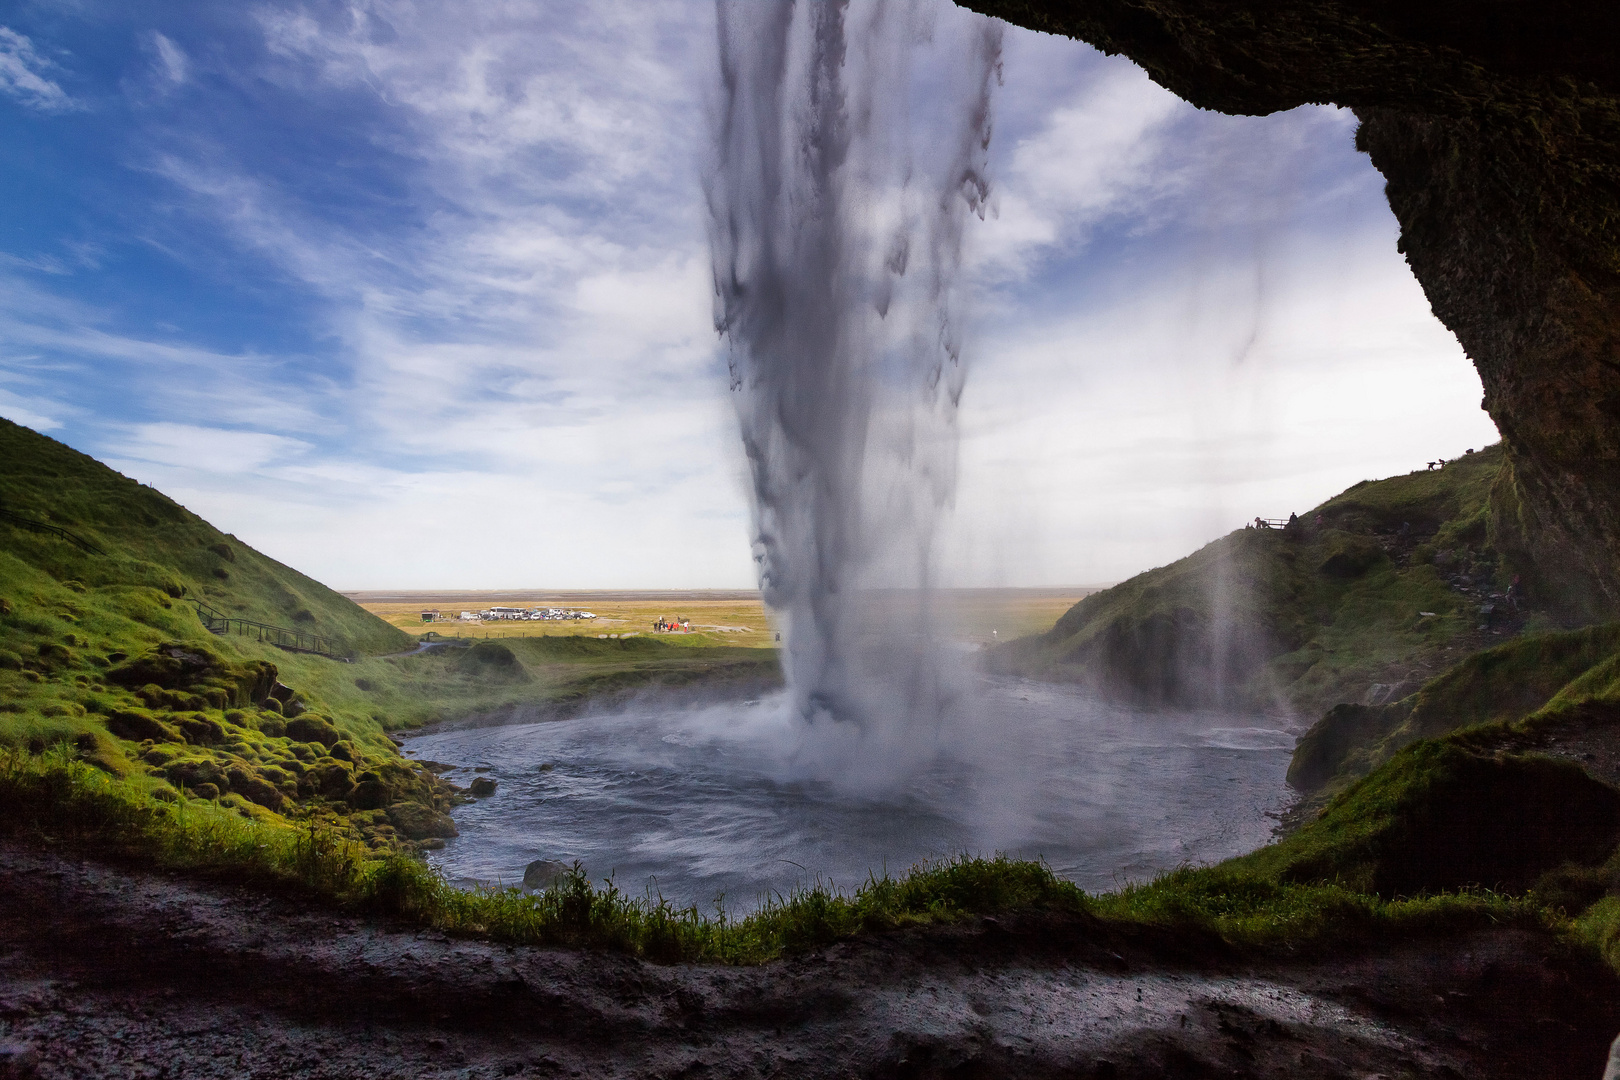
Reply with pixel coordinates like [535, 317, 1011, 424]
[0, 842, 1617, 1079]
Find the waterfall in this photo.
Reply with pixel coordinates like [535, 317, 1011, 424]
[706, 0, 1002, 786]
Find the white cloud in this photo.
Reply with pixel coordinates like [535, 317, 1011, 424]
[109, 422, 313, 474]
[91, 1, 750, 586]
[975, 61, 1185, 277]
[2, 5, 1500, 594]
[0, 27, 73, 111]
[944, 231, 1499, 586]
[0, 389, 65, 432]
[150, 33, 188, 84]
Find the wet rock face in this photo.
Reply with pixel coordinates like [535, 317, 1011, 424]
[960, 0, 1620, 608]
[1359, 106, 1620, 614]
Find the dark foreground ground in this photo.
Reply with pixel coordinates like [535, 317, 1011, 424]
[1, 843, 1618, 1080]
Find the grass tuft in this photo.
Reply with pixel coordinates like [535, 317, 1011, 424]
[0, 744, 1565, 967]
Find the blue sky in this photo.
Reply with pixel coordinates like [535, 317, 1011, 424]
[0, 1, 1499, 589]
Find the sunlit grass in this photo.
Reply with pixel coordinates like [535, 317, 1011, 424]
[1, 745, 1562, 967]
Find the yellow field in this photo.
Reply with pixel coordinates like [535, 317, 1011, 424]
[348, 591, 779, 648]
[345, 588, 1103, 650]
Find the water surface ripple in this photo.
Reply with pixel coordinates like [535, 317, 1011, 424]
[404, 680, 1295, 910]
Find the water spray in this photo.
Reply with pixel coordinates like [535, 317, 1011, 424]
[707, 0, 1002, 783]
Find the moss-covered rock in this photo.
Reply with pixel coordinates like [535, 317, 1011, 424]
[104, 708, 178, 744]
[166, 758, 229, 795]
[300, 761, 355, 801]
[285, 715, 340, 747]
[1246, 739, 1620, 896]
[176, 713, 226, 746]
[386, 801, 459, 840]
[106, 642, 278, 709]
[224, 765, 284, 812]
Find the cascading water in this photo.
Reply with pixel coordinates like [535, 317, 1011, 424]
[411, 1, 1299, 907]
[706, 0, 1003, 788]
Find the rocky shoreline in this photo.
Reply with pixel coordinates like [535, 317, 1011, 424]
[2, 841, 1615, 1079]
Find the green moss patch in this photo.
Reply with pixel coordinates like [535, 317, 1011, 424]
[1292, 621, 1620, 795]
[1255, 740, 1620, 896]
[0, 744, 1568, 967]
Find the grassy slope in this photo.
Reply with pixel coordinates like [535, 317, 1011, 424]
[996, 440, 1620, 807]
[0, 420, 777, 852]
[992, 445, 1538, 717]
[1290, 622, 1620, 794]
[311, 635, 781, 736]
[0, 418, 411, 659]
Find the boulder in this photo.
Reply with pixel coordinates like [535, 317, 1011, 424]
[165, 759, 229, 794]
[285, 716, 340, 748]
[522, 859, 570, 891]
[300, 761, 355, 800]
[224, 767, 285, 812]
[176, 714, 226, 746]
[469, 777, 498, 797]
[106, 644, 278, 708]
[387, 801, 459, 840]
[348, 780, 391, 810]
[104, 709, 176, 743]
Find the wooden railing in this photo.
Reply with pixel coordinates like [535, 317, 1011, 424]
[187, 599, 346, 660]
[0, 506, 106, 554]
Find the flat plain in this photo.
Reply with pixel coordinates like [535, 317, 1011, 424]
[345, 587, 1103, 650]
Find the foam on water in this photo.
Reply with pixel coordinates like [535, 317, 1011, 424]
[406, 680, 1295, 908]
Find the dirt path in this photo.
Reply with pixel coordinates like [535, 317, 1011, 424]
[1, 843, 1616, 1079]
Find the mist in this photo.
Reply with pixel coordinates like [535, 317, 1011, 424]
[706, 0, 1002, 786]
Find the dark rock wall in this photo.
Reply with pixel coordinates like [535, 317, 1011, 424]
[959, 0, 1620, 610]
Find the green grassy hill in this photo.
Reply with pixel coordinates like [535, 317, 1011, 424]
[0, 419, 777, 852]
[0, 418, 411, 658]
[991, 445, 1552, 717]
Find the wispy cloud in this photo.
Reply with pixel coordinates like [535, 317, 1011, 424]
[0, 3, 1496, 589]
[0, 27, 74, 111]
[150, 33, 189, 85]
[109, 422, 312, 474]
